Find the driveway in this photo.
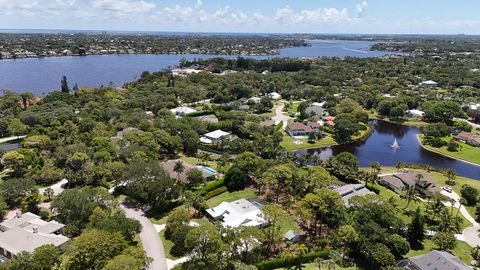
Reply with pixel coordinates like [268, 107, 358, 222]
[121, 204, 168, 270]
[39, 179, 68, 196]
[441, 190, 480, 247]
[271, 103, 291, 129]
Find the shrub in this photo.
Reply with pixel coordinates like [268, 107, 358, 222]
[447, 140, 460, 152]
[203, 186, 228, 200]
[256, 251, 330, 270]
[195, 178, 224, 197]
[461, 184, 479, 206]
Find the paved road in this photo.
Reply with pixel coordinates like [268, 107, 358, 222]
[454, 118, 480, 129]
[121, 204, 168, 270]
[0, 135, 27, 144]
[39, 179, 68, 196]
[271, 103, 291, 129]
[441, 190, 480, 247]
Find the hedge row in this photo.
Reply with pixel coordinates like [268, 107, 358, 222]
[195, 178, 225, 197]
[203, 186, 228, 200]
[256, 251, 330, 270]
[366, 184, 381, 194]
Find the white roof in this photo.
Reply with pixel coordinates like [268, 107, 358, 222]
[203, 129, 231, 139]
[0, 212, 69, 255]
[170, 106, 197, 115]
[408, 109, 425, 116]
[420, 80, 438, 85]
[311, 101, 326, 107]
[206, 199, 266, 228]
[268, 92, 281, 99]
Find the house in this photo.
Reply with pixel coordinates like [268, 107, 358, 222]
[206, 199, 266, 228]
[396, 250, 471, 270]
[172, 68, 202, 76]
[195, 115, 219, 123]
[162, 160, 216, 183]
[454, 131, 480, 146]
[170, 106, 197, 116]
[407, 109, 425, 118]
[305, 102, 326, 116]
[0, 212, 69, 259]
[322, 116, 335, 126]
[332, 184, 374, 207]
[380, 172, 439, 195]
[248, 97, 262, 103]
[284, 230, 302, 244]
[286, 122, 321, 137]
[110, 127, 136, 142]
[200, 130, 233, 144]
[267, 92, 282, 100]
[419, 80, 438, 87]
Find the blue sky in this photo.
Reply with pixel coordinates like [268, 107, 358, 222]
[0, 0, 479, 34]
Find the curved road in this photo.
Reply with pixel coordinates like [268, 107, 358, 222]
[121, 204, 168, 270]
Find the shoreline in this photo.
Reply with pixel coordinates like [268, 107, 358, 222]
[416, 134, 480, 167]
[286, 124, 374, 152]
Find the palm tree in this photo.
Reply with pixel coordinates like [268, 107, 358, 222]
[173, 160, 185, 182]
[404, 186, 419, 210]
[43, 187, 54, 201]
[200, 152, 211, 166]
[368, 161, 381, 187]
[445, 169, 457, 186]
[395, 162, 403, 172]
[457, 198, 467, 218]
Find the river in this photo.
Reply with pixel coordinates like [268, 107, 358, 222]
[0, 40, 398, 95]
[295, 120, 480, 180]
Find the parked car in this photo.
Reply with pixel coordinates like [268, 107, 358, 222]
[443, 186, 453, 193]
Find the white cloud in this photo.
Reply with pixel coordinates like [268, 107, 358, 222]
[356, 1, 368, 16]
[194, 0, 202, 9]
[92, 0, 156, 13]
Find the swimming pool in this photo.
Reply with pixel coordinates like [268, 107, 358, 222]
[201, 166, 218, 174]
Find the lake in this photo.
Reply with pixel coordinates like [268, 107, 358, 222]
[0, 40, 398, 95]
[295, 120, 480, 180]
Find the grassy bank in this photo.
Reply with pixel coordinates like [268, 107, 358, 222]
[418, 135, 480, 166]
[280, 126, 372, 152]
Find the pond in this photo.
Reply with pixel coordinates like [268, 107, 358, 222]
[0, 40, 399, 95]
[295, 120, 480, 180]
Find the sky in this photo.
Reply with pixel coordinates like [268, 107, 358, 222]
[0, 0, 479, 34]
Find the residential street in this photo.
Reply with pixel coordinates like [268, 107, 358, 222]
[271, 102, 291, 129]
[121, 204, 168, 270]
[441, 190, 480, 247]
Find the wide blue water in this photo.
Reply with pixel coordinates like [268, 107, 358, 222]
[0, 40, 397, 95]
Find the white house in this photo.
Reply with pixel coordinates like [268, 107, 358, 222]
[267, 92, 282, 100]
[0, 212, 69, 259]
[419, 80, 438, 87]
[172, 68, 202, 76]
[170, 106, 197, 116]
[407, 109, 425, 118]
[200, 129, 232, 144]
[206, 199, 266, 228]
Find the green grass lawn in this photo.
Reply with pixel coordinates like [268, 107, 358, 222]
[180, 154, 219, 170]
[206, 189, 257, 208]
[418, 135, 480, 165]
[279, 263, 356, 270]
[159, 230, 182, 260]
[407, 239, 473, 265]
[280, 131, 337, 151]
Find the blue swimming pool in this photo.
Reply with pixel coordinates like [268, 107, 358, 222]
[201, 166, 217, 174]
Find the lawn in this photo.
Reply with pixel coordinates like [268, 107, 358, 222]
[180, 153, 219, 170]
[206, 189, 257, 208]
[418, 134, 480, 165]
[279, 263, 356, 270]
[280, 131, 337, 151]
[159, 230, 180, 260]
[406, 239, 473, 265]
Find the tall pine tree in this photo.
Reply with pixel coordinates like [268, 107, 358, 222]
[407, 207, 425, 248]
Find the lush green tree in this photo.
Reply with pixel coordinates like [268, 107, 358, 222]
[332, 117, 362, 143]
[224, 165, 250, 191]
[0, 178, 36, 207]
[186, 169, 204, 188]
[1, 151, 25, 177]
[423, 122, 451, 138]
[88, 207, 141, 242]
[334, 152, 359, 171]
[173, 160, 185, 182]
[262, 204, 289, 254]
[52, 187, 116, 235]
[262, 165, 294, 203]
[461, 184, 479, 206]
[101, 247, 150, 270]
[386, 234, 410, 258]
[433, 231, 457, 251]
[123, 161, 179, 212]
[424, 101, 463, 123]
[184, 223, 226, 269]
[61, 229, 128, 270]
[407, 208, 425, 248]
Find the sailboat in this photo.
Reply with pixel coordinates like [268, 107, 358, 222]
[390, 138, 400, 149]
